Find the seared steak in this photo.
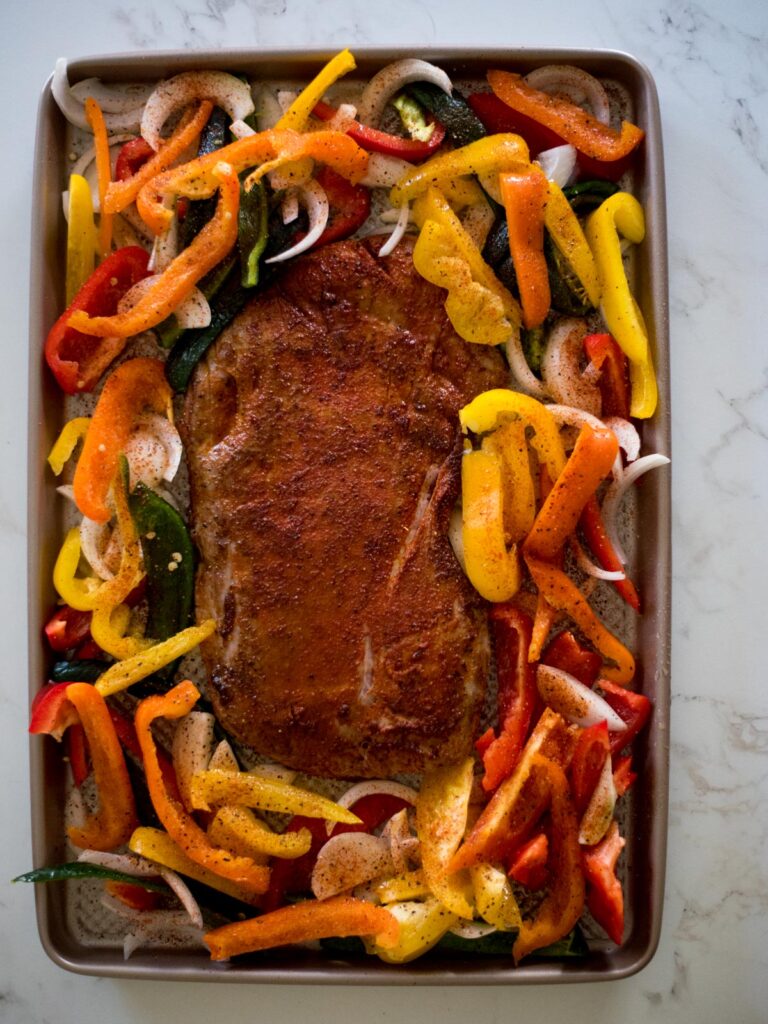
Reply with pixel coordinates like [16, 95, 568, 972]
[183, 236, 508, 778]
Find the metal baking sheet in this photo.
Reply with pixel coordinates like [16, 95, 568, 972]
[27, 47, 670, 983]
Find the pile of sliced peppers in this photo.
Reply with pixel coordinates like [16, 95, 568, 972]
[25, 48, 666, 968]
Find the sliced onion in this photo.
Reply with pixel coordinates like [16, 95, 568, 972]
[535, 144, 577, 187]
[525, 65, 611, 125]
[248, 762, 297, 786]
[603, 417, 640, 464]
[156, 868, 203, 928]
[79, 850, 203, 927]
[57, 484, 76, 503]
[326, 780, 418, 837]
[311, 833, 393, 900]
[208, 739, 239, 772]
[578, 754, 617, 846]
[174, 287, 211, 329]
[571, 535, 625, 582]
[381, 809, 419, 874]
[448, 504, 466, 573]
[460, 198, 495, 250]
[477, 170, 502, 205]
[141, 71, 255, 152]
[358, 59, 452, 128]
[70, 77, 154, 113]
[360, 152, 415, 189]
[229, 118, 256, 139]
[546, 404, 624, 479]
[601, 454, 671, 564]
[140, 413, 183, 482]
[506, 329, 550, 400]
[281, 189, 300, 225]
[53, 60, 144, 133]
[123, 413, 182, 491]
[276, 89, 298, 114]
[172, 711, 216, 813]
[264, 179, 329, 263]
[542, 318, 601, 417]
[378, 203, 410, 257]
[449, 920, 498, 940]
[536, 665, 627, 732]
[147, 212, 178, 275]
[325, 102, 358, 133]
[66, 134, 136, 215]
[80, 517, 116, 581]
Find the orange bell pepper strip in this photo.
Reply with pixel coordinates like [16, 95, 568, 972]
[512, 755, 585, 963]
[530, 591, 560, 664]
[84, 98, 113, 259]
[487, 70, 645, 163]
[499, 165, 550, 330]
[136, 129, 369, 235]
[204, 895, 399, 961]
[64, 683, 137, 851]
[134, 681, 270, 896]
[69, 161, 240, 339]
[104, 101, 213, 216]
[72, 357, 172, 522]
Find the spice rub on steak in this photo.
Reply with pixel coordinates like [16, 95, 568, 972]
[183, 236, 508, 778]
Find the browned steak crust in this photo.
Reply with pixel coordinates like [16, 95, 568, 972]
[183, 236, 508, 778]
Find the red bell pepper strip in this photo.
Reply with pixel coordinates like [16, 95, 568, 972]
[499, 166, 550, 330]
[597, 679, 652, 756]
[311, 165, 371, 246]
[115, 136, 155, 182]
[569, 721, 611, 814]
[479, 606, 538, 791]
[580, 496, 641, 611]
[331, 793, 411, 838]
[541, 629, 602, 688]
[313, 100, 446, 160]
[66, 723, 91, 787]
[581, 820, 625, 944]
[105, 879, 163, 912]
[73, 636, 106, 661]
[28, 682, 79, 741]
[583, 332, 631, 419]
[612, 753, 636, 797]
[108, 705, 182, 804]
[262, 815, 329, 912]
[44, 605, 92, 652]
[507, 831, 549, 890]
[44, 246, 152, 394]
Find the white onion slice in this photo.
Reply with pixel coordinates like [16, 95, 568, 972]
[525, 65, 611, 125]
[571, 535, 626, 581]
[358, 59, 452, 128]
[57, 484, 76, 503]
[542, 318, 601, 417]
[173, 711, 216, 813]
[326, 780, 418, 837]
[70, 78, 155, 113]
[506, 330, 550, 400]
[448, 504, 466, 573]
[281, 189, 300, 225]
[460, 199, 495, 250]
[78, 851, 202, 927]
[248, 762, 298, 786]
[208, 739, 239, 772]
[603, 417, 640, 464]
[80, 517, 116, 581]
[360, 152, 415, 189]
[536, 665, 627, 732]
[378, 203, 410, 257]
[311, 833, 394, 900]
[578, 754, 617, 846]
[546, 403, 624, 480]
[122, 412, 183, 491]
[276, 89, 298, 114]
[601, 454, 671, 564]
[174, 287, 211, 329]
[381, 809, 419, 874]
[325, 102, 358, 133]
[535, 144, 577, 187]
[53, 60, 144, 133]
[229, 118, 256, 139]
[449, 920, 498, 940]
[141, 71, 255, 152]
[156, 869, 203, 928]
[264, 179, 329, 264]
[253, 86, 282, 131]
[477, 170, 502, 206]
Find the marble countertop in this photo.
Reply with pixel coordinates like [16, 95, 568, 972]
[2, 1, 766, 1021]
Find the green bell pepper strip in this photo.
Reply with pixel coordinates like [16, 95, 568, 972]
[238, 177, 268, 288]
[12, 862, 167, 892]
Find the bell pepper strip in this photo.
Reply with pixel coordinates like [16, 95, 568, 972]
[416, 758, 476, 919]
[107, 704, 181, 803]
[449, 709, 576, 873]
[544, 180, 601, 308]
[541, 629, 602, 688]
[237, 177, 268, 288]
[90, 602, 153, 661]
[512, 756, 585, 962]
[313, 100, 446, 160]
[53, 529, 103, 610]
[487, 70, 644, 163]
[72, 357, 171, 522]
[84, 97, 113, 259]
[581, 820, 625, 944]
[483, 417, 536, 543]
[459, 389, 567, 483]
[585, 193, 657, 418]
[407, 82, 486, 150]
[569, 721, 611, 815]
[262, 815, 331, 912]
[580, 496, 641, 611]
[189, 768, 363, 825]
[51, 659, 106, 683]
[583, 332, 631, 419]
[461, 446, 521, 602]
[64, 683, 138, 850]
[134, 681, 270, 894]
[390, 133, 530, 207]
[70, 162, 240, 340]
[612, 753, 637, 797]
[28, 682, 79, 740]
[330, 793, 412, 839]
[499, 166, 551, 330]
[508, 831, 549, 890]
[47, 416, 90, 476]
[276, 48, 356, 132]
[104, 101, 213, 215]
[205, 895, 399, 961]
[596, 679, 652, 755]
[105, 879, 163, 912]
[43, 604, 92, 652]
[65, 721, 90, 787]
[136, 130, 369, 235]
[311, 165, 371, 246]
[470, 863, 523, 930]
[128, 826, 261, 906]
[530, 591, 560, 664]
[95, 619, 216, 696]
[208, 806, 313, 861]
[44, 246, 152, 394]
[65, 174, 97, 305]
[12, 861, 167, 891]
[374, 870, 431, 905]
[479, 606, 537, 791]
[366, 898, 457, 964]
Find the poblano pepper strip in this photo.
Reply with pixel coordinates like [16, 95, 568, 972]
[154, 254, 238, 350]
[50, 659, 108, 683]
[178, 105, 231, 252]
[407, 81, 487, 148]
[238, 177, 268, 288]
[563, 179, 619, 214]
[12, 862, 167, 892]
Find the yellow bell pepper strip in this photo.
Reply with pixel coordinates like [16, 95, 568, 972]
[72, 357, 171, 522]
[136, 129, 369, 235]
[65, 174, 97, 304]
[470, 863, 523, 931]
[128, 826, 262, 906]
[95, 619, 216, 696]
[84, 97, 113, 259]
[512, 755, 585, 963]
[487, 70, 645, 163]
[69, 162, 240, 340]
[390, 133, 530, 207]
[90, 601, 153, 661]
[134, 681, 270, 895]
[416, 758, 476, 919]
[586, 193, 657, 418]
[543, 180, 601, 308]
[205, 896, 400, 961]
[189, 768, 362, 825]
[208, 805, 313, 861]
[459, 389, 567, 483]
[103, 101, 213, 215]
[482, 417, 536, 544]
[47, 416, 90, 476]
[64, 683, 137, 851]
[374, 869, 431, 905]
[53, 528, 102, 610]
[461, 446, 521, 602]
[277, 48, 356, 131]
[365, 898, 458, 964]
[499, 166, 551, 330]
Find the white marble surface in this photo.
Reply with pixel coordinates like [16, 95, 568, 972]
[2, 0, 767, 1021]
